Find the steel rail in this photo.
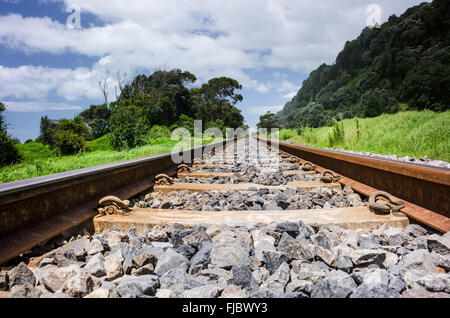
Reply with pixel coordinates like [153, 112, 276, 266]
[0, 140, 229, 264]
[261, 138, 450, 232]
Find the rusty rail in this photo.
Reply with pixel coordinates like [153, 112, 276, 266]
[0, 140, 228, 264]
[261, 138, 450, 232]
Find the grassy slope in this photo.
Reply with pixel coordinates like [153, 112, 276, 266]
[0, 135, 216, 184]
[277, 110, 450, 162]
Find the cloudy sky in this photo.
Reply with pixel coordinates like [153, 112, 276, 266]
[0, 0, 427, 141]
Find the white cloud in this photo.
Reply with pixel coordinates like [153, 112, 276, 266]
[4, 101, 82, 112]
[281, 91, 297, 99]
[0, 0, 429, 101]
[244, 105, 284, 116]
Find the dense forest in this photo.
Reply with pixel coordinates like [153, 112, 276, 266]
[276, 0, 450, 128]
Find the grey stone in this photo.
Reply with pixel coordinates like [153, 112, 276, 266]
[402, 288, 450, 298]
[198, 267, 232, 282]
[39, 265, 79, 292]
[358, 235, 380, 250]
[63, 271, 94, 297]
[170, 229, 195, 248]
[290, 261, 327, 284]
[275, 222, 300, 237]
[54, 249, 84, 267]
[40, 292, 72, 298]
[177, 245, 197, 258]
[87, 239, 104, 255]
[296, 223, 313, 240]
[263, 251, 291, 274]
[106, 231, 128, 249]
[406, 236, 428, 250]
[85, 253, 106, 278]
[311, 270, 357, 298]
[418, 274, 450, 293]
[361, 268, 390, 286]
[8, 262, 36, 289]
[220, 285, 248, 298]
[313, 245, 335, 266]
[388, 275, 406, 293]
[154, 249, 189, 275]
[132, 254, 158, 268]
[333, 246, 354, 272]
[181, 285, 223, 298]
[260, 262, 290, 296]
[139, 245, 165, 259]
[62, 237, 90, 260]
[190, 241, 215, 269]
[104, 257, 123, 281]
[231, 265, 257, 290]
[122, 258, 135, 275]
[426, 234, 450, 256]
[399, 249, 437, 274]
[146, 226, 169, 242]
[351, 249, 386, 266]
[129, 236, 143, 250]
[182, 230, 211, 246]
[155, 288, 175, 298]
[116, 275, 159, 298]
[252, 267, 270, 285]
[432, 252, 450, 271]
[210, 239, 251, 270]
[39, 257, 56, 267]
[277, 233, 313, 261]
[133, 264, 155, 276]
[9, 283, 42, 298]
[111, 242, 139, 260]
[159, 268, 209, 295]
[350, 284, 401, 298]
[263, 204, 280, 211]
[286, 279, 314, 294]
[252, 229, 276, 262]
[404, 224, 428, 238]
[381, 228, 410, 246]
[0, 273, 9, 291]
[310, 233, 331, 250]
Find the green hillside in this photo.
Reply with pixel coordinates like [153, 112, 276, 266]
[277, 0, 449, 128]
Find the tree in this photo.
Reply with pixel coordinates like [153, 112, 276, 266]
[109, 103, 150, 149]
[200, 77, 243, 118]
[257, 112, 280, 129]
[36, 116, 57, 145]
[37, 115, 92, 155]
[79, 104, 111, 139]
[0, 102, 22, 167]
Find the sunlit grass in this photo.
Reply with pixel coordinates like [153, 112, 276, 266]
[274, 110, 450, 162]
[0, 135, 218, 184]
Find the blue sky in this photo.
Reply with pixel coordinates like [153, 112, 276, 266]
[0, 0, 427, 141]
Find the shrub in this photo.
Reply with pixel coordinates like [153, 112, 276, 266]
[328, 119, 345, 147]
[109, 105, 150, 149]
[0, 130, 23, 167]
[279, 129, 297, 141]
[0, 102, 23, 167]
[149, 125, 171, 139]
[53, 130, 89, 155]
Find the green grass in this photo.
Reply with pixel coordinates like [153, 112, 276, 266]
[274, 110, 450, 162]
[0, 135, 218, 184]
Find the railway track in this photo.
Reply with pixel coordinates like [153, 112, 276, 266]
[0, 138, 449, 298]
